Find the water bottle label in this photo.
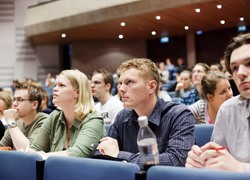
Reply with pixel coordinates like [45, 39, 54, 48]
[138, 138, 159, 155]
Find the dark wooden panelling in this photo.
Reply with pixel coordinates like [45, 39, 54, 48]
[147, 35, 187, 65]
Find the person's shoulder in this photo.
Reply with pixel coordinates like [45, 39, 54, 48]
[49, 107, 62, 114]
[114, 108, 134, 123]
[189, 99, 206, 108]
[76, 111, 103, 127]
[103, 96, 123, 109]
[160, 98, 188, 111]
[45, 108, 64, 120]
[220, 95, 241, 108]
[85, 110, 103, 121]
[37, 112, 49, 119]
[117, 108, 133, 115]
[109, 96, 122, 104]
[34, 113, 48, 125]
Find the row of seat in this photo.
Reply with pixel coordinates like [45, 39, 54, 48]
[0, 124, 243, 180]
[1, 150, 249, 180]
[0, 151, 140, 180]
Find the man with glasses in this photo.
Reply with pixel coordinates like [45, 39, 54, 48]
[0, 83, 48, 150]
[91, 69, 123, 124]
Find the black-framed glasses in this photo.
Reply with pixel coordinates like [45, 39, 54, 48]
[12, 97, 32, 104]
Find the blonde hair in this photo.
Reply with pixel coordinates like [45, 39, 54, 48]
[0, 91, 12, 109]
[60, 69, 95, 120]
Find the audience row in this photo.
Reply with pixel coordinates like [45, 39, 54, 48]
[0, 33, 249, 175]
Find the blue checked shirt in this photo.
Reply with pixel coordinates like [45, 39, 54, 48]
[108, 98, 196, 169]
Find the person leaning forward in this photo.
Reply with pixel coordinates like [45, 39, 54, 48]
[186, 33, 250, 172]
[97, 58, 196, 169]
[0, 83, 48, 150]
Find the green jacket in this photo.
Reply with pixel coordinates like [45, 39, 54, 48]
[30, 108, 104, 158]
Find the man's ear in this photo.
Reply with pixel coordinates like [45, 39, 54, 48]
[32, 100, 39, 110]
[149, 80, 157, 94]
[105, 83, 111, 91]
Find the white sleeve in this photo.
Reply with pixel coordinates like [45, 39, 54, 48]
[211, 108, 227, 147]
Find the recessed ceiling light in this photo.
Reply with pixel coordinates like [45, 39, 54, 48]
[240, 17, 244, 21]
[151, 31, 156, 35]
[220, 20, 225, 24]
[217, 4, 222, 9]
[118, 34, 123, 39]
[120, 22, 126, 27]
[156, 16, 161, 20]
[195, 8, 201, 13]
[184, 26, 189, 30]
[61, 33, 66, 38]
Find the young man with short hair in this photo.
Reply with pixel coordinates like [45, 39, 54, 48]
[186, 33, 250, 172]
[0, 83, 48, 150]
[91, 69, 123, 124]
[97, 58, 196, 169]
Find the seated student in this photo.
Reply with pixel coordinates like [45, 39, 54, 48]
[38, 86, 54, 114]
[180, 63, 210, 105]
[96, 58, 196, 169]
[91, 69, 123, 124]
[28, 69, 104, 159]
[188, 71, 233, 124]
[175, 70, 193, 97]
[210, 63, 222, 72]
[186, 33, 250, 172]
[158, 79, 172, 102]
[0, 84, 48, 150]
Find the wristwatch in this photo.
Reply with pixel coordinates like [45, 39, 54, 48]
[8, 121, 17, 128]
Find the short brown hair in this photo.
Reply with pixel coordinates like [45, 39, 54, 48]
[118, 58, 160, 95]
[92, 69, 114, 93]
[15, 83, 42, 112]
[224, 33, 250, 74]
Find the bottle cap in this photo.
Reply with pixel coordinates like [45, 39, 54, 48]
[138, 116, 148, 127]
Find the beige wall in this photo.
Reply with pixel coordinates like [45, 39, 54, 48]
[72, 40, 147, 76]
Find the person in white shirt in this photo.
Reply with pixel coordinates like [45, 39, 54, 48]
[91, 69, 123, 124]
[186, 33, 250, 172]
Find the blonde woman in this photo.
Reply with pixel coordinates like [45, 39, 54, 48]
[29, 69, 104, 159]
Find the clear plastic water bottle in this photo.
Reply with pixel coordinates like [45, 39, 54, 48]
[137, 116, 159, 170]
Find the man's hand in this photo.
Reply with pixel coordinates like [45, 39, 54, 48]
[185, 145, 205, 168]
[4, 109, 18, 123]
[96, 137, 119, 158]
[200, 142, 246, 172]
